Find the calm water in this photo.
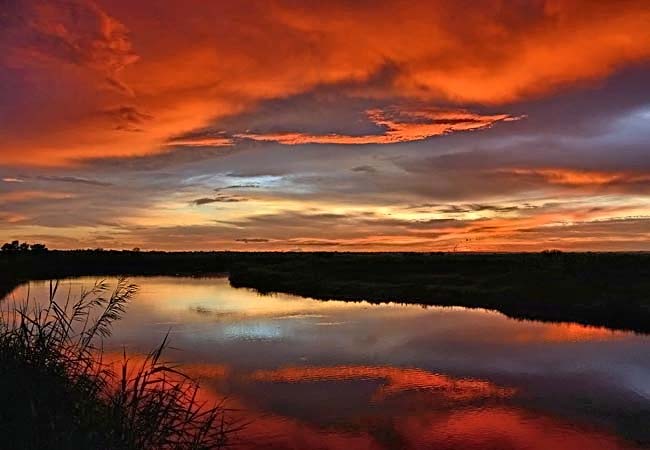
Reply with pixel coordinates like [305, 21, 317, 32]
[6, 276, 650, 449]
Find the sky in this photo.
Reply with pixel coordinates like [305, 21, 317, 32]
[1, 0, 650, 251]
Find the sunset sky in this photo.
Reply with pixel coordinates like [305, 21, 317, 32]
[1, 0, 650, 251]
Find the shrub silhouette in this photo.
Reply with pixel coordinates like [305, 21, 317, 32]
[1, 240, 48, 254]
[0, 278, 238, 449]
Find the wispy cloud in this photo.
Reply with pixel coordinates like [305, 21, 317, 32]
[235, 238, 270, 243]
[499, 168, 650, 187]
[166, 137, 234, 148]
[235, 107, 522, 145]
[37, 175, 113, 187]
[351, 165, 378, 174]
[102, 106, 153, 132]
[2, 0, 138, 94]
[191, 194, 248, 205]
[215, 184, 261, 191]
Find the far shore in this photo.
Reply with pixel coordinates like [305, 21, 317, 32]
[2, 250, 650, 333]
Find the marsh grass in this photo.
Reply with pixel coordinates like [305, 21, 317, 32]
[0, 278, 238, 450]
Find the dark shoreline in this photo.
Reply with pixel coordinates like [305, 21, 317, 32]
[2, 251, 650, 333]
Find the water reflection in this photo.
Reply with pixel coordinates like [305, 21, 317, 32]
[6, 276, 650, 449]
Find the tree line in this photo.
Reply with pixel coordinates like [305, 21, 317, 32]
[1, 240, 48, 254]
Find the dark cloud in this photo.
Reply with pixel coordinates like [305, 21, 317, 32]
[436, 204, 536, 214]
[214, 210, 466, 243]
[225, 169, 287, 178]
[1, 0, 138, 94]
[191, 195, 248, 205]
[102, 106, 152, 132]
[351, 165, 378, 174]
[36, 175, 112, 186]
[235, 238, 270, 243]
[521, 217, 650, 236]
[215, 184, 261, 191]
[77, 145, 241, 171]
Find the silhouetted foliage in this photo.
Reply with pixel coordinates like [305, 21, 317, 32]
[1, 240, 20, 253]
[0, 279, 238, 449]
[1, 240, 48, 254]
[30, 243, 48, 253]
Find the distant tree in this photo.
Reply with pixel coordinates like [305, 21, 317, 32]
[1, 241, 49, 254]
[132, 247, 141, 252]
[29, 243, 48, 253]
[1, 240, 20, 254]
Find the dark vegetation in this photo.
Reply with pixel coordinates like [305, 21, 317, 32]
[232, 251, 650, 333]
[0, 278, 236, 450]
[1, 240, 48, 254]
[1, 249, 650, 332]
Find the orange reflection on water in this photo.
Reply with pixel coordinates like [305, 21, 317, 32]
[512, 322, 626, 343]
[232, 364, 641, 449]
[130, 276, 368, 319]
[91, 354, 639, 450]
[241, 365, 638, 450]
[400, 407, 638, 450]
[99, 351, 232, 408]
[248, 365, 515, 402]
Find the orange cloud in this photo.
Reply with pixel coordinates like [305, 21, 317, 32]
[0, 212, 29, 224]
[3, 0, 138, 93]
[501, 168, 650, 186]
[0, 190, 73, 202]
[165, 136, 234, 148]
[3, 0, 650, 165]
[269, 0, 650, 104]
[237, 108, 520, 145]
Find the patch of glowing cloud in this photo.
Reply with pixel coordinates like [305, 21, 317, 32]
[4, 1, 650, 165]
[236, 108, 522, 145]
[165, 137, 234, 147]
[502, 168, 650, 186]
[2, 0, 138, 94]
[0, 212, 29, 223]
[0, 190, 74, 202]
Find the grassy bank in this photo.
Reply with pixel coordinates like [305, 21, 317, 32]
[0, 278, 234, 449]
[2, 251, 650, 332]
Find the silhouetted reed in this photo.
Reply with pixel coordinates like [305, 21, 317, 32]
[0, 278, 237, 450]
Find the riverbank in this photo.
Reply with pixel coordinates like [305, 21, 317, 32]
[0, 277, 232, 449]
[2, 251, 649, 332]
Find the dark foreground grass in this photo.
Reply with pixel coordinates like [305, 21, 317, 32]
[1, 250, 650, 332]
[0, 278, 237, 450]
